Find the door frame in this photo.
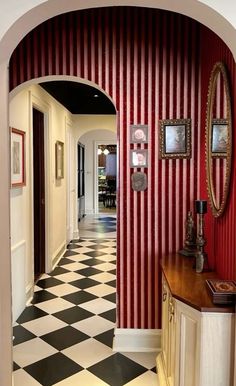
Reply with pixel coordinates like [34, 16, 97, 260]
[94, 140, 117, 214]
[30, 92, 51, 275]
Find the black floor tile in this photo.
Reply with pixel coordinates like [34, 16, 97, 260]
[67, 243, 80, 249]
[83, 250, 108, 258]
[151, 366, 157, 373]
[63, 250, 79, 258]
[81, 258, 105, 266]
[98, 217, 116, 222]
[88, 353, 146, 386]
[88, 244, 110, 250]
[53, 306, 94, 324]
[16, 306, 48, 324]
[103, 292, 116, 303]
[94, 328, 114, 348]
[41, 326, 89, 350]
[36, 277, 63, 289]
[58, 257, 75, 266]
[13, 325, 36, 345]
[76, 267, 103, 277]
[31, 290, 57, 304]
[24, 352, 83, 386]
[106, 279, 116, 288]
[49, 266, 69, 276]
[62, 290, 97, 305]
[100, 308, 116, 323]
[13, 362, 21, 371]
[70, 278, 100, 289]
[108, 269, 116, 275]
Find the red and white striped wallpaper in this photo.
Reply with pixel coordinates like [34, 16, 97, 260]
[9, 7, 235, 329]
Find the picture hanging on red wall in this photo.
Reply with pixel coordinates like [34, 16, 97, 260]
[159, 118, 191, 159]
[11, 127, 26, 187]
[130, 124, 148, 144]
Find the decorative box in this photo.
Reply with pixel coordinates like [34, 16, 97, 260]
[206, 279, 236, 305]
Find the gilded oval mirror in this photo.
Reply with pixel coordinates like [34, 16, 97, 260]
[206, 62, 232, 217]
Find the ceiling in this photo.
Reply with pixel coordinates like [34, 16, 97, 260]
[40, 81, 116, 115]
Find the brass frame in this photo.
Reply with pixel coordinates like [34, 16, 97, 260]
[159, 118, 191, 159]
[205, 62, 232, 217]
[55, 140, 64, 179]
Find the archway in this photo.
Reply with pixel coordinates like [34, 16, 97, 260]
[1, 3, 236, 386]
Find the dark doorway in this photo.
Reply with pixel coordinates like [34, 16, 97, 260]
[33, 108, 45, 281]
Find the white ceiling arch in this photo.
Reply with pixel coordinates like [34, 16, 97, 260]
[0, 0, 236, 64]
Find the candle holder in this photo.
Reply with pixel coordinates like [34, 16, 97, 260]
[179, 211, 197, 256]
[195, 200, 210, 273]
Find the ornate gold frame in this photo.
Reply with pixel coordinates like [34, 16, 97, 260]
[205, 62, 232, 217]
[159, 118, 191, 159]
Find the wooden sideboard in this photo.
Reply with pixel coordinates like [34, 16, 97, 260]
[157, 254, 235, 386]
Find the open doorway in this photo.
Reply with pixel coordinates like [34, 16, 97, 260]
[32, 107, 46, 281]
[97, 143, 117, 214]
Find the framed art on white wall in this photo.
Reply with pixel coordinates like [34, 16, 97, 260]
[11, 127, 26, 187]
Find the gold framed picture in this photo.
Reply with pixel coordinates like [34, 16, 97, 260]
[159, 118, 191, 159]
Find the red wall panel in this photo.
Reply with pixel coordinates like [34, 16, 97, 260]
[9, 7, 226, 329]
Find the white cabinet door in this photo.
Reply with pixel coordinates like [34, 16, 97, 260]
[175, 300, 201, 386]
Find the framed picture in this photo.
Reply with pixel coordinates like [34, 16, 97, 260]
[211, 119, 228, 157]
[130, 124, 148, 143]
[159, 118, 191, 159]
[55, 140, 64, 179]
[11, 127, 26, 187]
[130, 149, 148, 168]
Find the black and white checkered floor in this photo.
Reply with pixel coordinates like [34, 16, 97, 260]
[13, 234, 158, 385]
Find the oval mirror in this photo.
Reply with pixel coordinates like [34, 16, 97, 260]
[206, 62, 232, 217]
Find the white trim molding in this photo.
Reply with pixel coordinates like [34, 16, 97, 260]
[113, 328, 161, 352]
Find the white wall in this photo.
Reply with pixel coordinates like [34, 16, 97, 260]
[9, 84, 72, 321]
[74, 116, 116, 214]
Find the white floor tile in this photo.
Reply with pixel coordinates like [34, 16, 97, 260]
[22, 315, 67, 336]
[33, 285, 42, 292]
[91, 272, 115, 283]
[68, 254, 92, 262]
[62, 262, 87, 271]
[79, 297, 115, 314]
[85, 284, 116, 297]
[95, 262, 116, 272]
[99, 247, 116, 254]
[123, 370, 159, 386]
[72, 246, 94, 254]
[98, 254, 117, 262]
[13, 369, 42, 386]
[62, 338, 113, 368]
[72, 315, 114, 336]
[34, 298, 73, 314]
[45, 283, 79, 297]
[54, 369, 110, 386]
[13, 337, 57, 367]
[121, 352, 158, 369]
[54, 272, 84, 283]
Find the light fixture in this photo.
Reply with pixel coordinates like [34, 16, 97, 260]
[97, 146, 110, 155]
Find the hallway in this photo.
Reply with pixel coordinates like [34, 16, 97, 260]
[13, 216, 158, 386]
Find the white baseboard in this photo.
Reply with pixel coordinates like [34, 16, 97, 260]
[113, 328, 162, 352]
[26, 283, 34, 306]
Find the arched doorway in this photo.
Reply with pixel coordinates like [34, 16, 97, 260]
[1, 3, 236, 386]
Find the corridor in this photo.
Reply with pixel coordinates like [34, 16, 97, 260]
[13, 216, 158, 386]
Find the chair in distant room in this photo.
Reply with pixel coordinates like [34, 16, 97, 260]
[104, 179, 116, 208]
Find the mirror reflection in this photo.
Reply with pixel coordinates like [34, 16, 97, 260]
[206, 62, 232, 217]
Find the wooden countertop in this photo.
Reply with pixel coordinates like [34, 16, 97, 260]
[161, 254, 235, 313]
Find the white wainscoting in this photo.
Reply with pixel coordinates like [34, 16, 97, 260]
[11, 240, 26, 323]
[113, 328, 161, 352]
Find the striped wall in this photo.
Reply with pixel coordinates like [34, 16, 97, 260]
[9, 7, 218, 329]
[200, 26, 236, 279]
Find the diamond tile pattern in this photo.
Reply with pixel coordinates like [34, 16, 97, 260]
[13, 232, 158, 386]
